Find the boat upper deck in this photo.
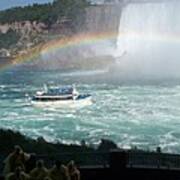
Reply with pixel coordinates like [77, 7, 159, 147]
[45, 87, 74, 96]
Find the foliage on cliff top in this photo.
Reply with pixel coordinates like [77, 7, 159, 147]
[0, 29, 20, 49]
[0, 0, 90, 26]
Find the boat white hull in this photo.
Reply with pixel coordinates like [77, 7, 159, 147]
[31, 96, 93, 108]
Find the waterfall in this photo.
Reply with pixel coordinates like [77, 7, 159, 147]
[115, 1, 180, 80]
[36, 4, 122, 71]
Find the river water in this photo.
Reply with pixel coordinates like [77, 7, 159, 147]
[1, 68, 180, 153]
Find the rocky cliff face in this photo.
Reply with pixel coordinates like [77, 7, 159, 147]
[0, 21, 47, 34]
[0, 4, 123, 71]
[0, 21, 48, 57]
[0, 4, 123, 57]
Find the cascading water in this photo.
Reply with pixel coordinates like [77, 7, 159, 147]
[114, 0, 180, 80]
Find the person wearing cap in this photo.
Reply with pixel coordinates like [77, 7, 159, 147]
[67, 161, 80, 180]
[48, 160, 70, 180]
[30, 160, 48, 180]
[3, 145, 31, 176]
[5, 166, 30, 180]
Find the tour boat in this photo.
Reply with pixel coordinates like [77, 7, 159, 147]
[31, 85, 92, 106]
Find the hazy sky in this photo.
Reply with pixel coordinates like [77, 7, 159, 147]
[0, 0, 53, 10]
[0, 0, 122, 10]
[0, 0, 128, 11]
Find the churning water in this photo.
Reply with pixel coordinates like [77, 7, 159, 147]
[1, 69, 180, 153]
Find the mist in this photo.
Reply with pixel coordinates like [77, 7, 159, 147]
[24, 0, 180, 83]
[110, 0, 180, 81]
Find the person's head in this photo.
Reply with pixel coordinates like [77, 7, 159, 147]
[55, 160, 62, 169]
[44, 177, 51, 180]
[36, 160, 44, 168]
[156, 146, 161, 153]
[68, 160, 75, 171]
[14, 145, 22, 155]
[15, 166, 22, 177]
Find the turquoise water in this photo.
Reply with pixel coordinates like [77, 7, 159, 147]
[1, 69, 180, 153]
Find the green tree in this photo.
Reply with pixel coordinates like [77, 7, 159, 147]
[52, 0, 89, 31]
[0, 0, 90, 29]
[0, 29, 20, 49]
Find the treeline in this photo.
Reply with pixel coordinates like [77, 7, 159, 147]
[0, 0, 89, 25]
[0, 3, 52, 24]
[0, 29, 20, 49]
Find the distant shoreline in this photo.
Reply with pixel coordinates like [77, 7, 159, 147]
[0, 128, 119, 172]
[0, 56, 13, 68]
[0, 129, 119, 156]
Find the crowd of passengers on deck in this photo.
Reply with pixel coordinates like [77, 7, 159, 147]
[3, 145, 80, 180]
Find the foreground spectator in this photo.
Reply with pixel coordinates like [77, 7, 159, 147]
[3, 145, 31, 175]
[67, 161, 80, 180]
[6, 166, 30, 180]
[30, 160, 48, 180]
[49, 160, 70, 180]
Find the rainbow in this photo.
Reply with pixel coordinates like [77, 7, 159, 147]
[0, 31, 118, 71]
[0, 30, 179, 71]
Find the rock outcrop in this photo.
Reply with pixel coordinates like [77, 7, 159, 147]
[0, 21, 47, 34]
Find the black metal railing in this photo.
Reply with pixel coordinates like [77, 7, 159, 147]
[2, 150, 180, 173]
[127, 151, 180, 169]
[36, 151, 110, 168]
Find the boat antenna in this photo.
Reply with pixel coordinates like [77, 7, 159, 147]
[43, 84, 48, 92]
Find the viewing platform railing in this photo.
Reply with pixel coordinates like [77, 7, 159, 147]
[36, 150, 180, 170]
[1, 150, 180, 173]
[127, 151, 180, 169]
[37, 151, 110, 168]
